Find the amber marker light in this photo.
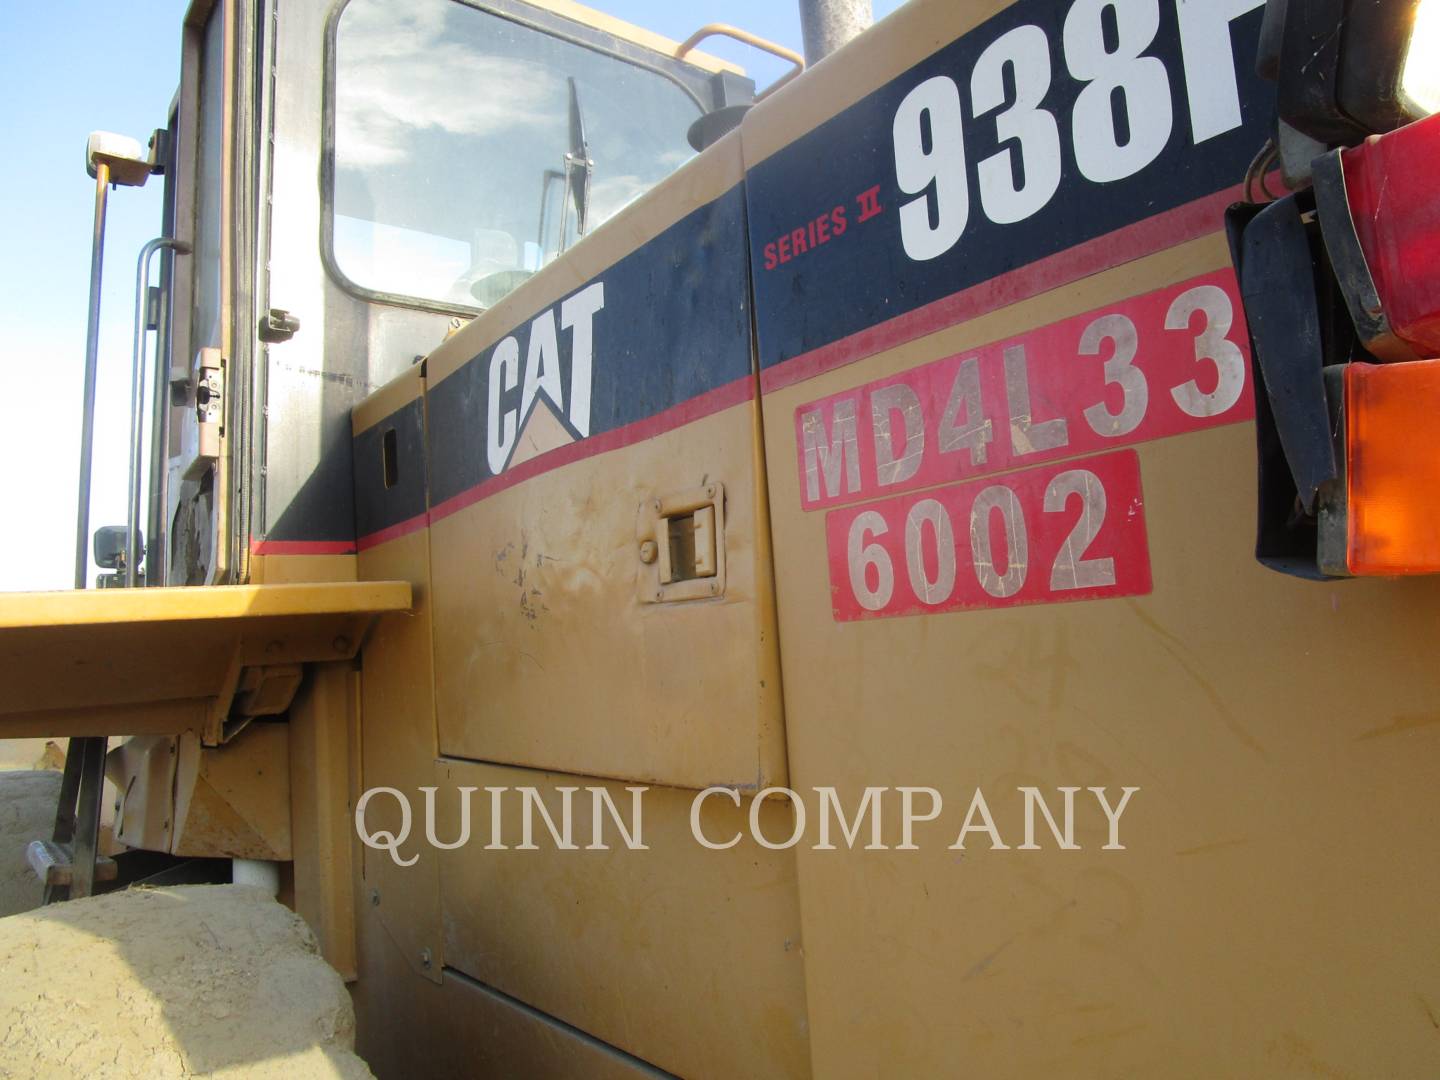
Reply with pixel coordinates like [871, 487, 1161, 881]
[1345, 358, 1440, 575]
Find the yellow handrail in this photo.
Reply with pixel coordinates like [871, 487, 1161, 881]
[677, 24, 806, 101]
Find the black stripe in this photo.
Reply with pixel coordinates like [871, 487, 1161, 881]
[427, 183, 753, 507]
[747, 0, 1273, 369]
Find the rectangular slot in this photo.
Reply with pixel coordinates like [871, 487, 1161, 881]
[665, 512, 700, 583]
[382, 427, 399, 490]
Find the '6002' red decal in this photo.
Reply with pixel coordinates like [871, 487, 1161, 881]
[794, 269, 1253, 512]
[827, 450, 1151, 622]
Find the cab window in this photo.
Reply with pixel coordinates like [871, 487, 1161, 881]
[329, 0, 702, 310]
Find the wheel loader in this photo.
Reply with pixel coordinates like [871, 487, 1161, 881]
[3, 0, 1439, 1075]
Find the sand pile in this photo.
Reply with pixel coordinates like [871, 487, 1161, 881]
[0, 884, 373, 1078]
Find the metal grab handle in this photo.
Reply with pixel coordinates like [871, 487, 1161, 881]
[126, 237, 189, 587]
[73, 164, 110, 590]
[676, 24, 806, 101]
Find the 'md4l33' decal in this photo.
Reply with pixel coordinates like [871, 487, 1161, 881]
[747, 0, 1271, 387]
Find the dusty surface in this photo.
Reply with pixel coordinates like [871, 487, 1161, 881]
[0, 884, 374, 1078]
[0, 770, 62, 918]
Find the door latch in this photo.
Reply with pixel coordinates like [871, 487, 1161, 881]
[637, 483, 726, 603]
[258, 308, 301, 344]
[184, 346, 222, 480]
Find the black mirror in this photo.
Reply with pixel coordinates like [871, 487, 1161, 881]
[93, 525, 139, 571]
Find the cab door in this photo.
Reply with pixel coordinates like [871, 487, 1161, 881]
[161, 0, 266, 585]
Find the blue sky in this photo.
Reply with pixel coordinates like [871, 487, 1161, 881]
[1, 2, 188, 591]
[0, 0, 903, 591]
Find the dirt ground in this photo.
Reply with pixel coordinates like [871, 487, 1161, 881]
[0, 770, 62, 918]
[0, 884, 374, 1078]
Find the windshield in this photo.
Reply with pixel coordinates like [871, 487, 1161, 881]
[331, 0, 702, 310]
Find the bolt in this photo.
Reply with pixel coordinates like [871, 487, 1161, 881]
[706, 485, 715, 499]
[639, 540, 658, 564]
[653, 499, 662, 513]
[369, 889, 380, 907]
[332, 635, 351, 653]
[654, 589, 664, 602]
[419, 947, 433, 971]
[264, 640, 283, 655]
[710, 582, 719, 595]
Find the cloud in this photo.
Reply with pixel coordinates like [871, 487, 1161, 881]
[335, 3, 563, 168]
[588, 173, 652, 219]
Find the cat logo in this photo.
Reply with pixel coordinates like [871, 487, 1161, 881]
[485, 281, 606, 476]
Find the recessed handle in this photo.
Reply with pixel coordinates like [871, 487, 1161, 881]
[637, 484, 726, 603]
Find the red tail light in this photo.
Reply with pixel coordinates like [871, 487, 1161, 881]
[1338, 113, 1440, 357]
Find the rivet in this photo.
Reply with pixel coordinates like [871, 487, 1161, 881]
[332, 635, 351, 653]
[370, 889, 380, 907]
[419, 947, 433, 970]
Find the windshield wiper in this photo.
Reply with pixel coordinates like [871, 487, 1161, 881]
[535, 78, 594, 266]
[562, 76, 593, 241]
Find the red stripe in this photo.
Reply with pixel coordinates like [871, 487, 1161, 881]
[249, 538, 358, 556]
[356, 511, 429, 552]
[429, 374, 754, 525]
[759, 184, 1243, 394]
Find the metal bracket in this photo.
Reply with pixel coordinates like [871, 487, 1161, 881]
[203, 648, 305, 747]
[1239, 194, 1337, 514]
[1316, 365, 1353, 578]
[1312, 149, 1416, 363]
